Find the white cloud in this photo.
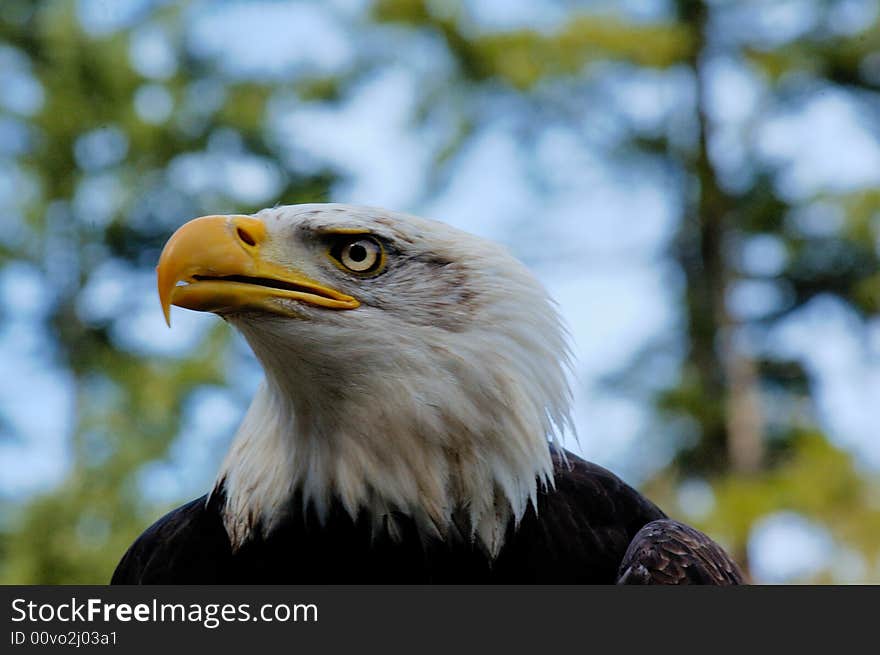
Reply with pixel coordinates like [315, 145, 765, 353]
[187, 1, 353, 79]
[273, 68, 433, 209]
[749, 511, 834, 583]
[757, 90, 880, 198]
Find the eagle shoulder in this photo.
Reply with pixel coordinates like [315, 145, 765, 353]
[616, 519, 745, 585]
[492, 451, 668, 582]
[110, 495, 231, 584]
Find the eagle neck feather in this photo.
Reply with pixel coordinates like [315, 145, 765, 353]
[215, 323, 571, 558]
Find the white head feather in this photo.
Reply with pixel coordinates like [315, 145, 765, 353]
[215, 204, 573, 556]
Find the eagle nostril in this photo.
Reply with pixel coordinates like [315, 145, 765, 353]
[237, 226, 257, 247]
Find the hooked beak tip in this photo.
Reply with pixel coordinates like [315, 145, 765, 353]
[157, 265, 172, 327]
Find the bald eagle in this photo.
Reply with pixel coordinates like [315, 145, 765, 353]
[112, 204, 743, 584]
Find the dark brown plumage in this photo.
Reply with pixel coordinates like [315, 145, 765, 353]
[112, 450, 743, 584]
[617, 519, 744, 584]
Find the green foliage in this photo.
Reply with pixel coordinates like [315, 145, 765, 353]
[375, 0, 692, 88]
[479, 18, 692, 86]
[647, 433, 880, 582]
[744, 19, 880, 86]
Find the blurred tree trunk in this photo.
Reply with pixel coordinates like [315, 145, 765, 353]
[676, 0, 765, 477]
[724, 343, 764, 474]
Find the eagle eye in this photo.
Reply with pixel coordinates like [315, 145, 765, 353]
[330, 236, 385, 275]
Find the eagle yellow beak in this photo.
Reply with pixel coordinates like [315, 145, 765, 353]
[156, 215, 359, 326]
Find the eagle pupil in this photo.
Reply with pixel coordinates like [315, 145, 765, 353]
[349, 244, 367, 262]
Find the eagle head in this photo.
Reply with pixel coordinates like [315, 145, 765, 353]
[156, 204, 573, 555]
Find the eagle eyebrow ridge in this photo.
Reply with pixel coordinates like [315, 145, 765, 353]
[315, 227, 375, 236]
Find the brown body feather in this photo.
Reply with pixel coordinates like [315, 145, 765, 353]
[112, 450, 743, 585]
